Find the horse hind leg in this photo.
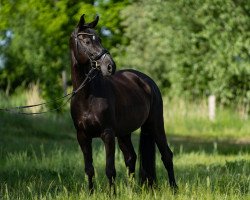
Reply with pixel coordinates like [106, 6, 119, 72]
[117, 134, 137, 178]
[139, 124, 156, 186]
[154, 123, 178, 190]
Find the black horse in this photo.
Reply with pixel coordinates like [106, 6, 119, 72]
[70, 14, 178, 192]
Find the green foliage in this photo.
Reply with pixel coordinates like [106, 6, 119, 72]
[0, 0, 129, 108]
[0, 0, 249, 110]
[0, 0, 69, 105]
[117, 0, 250, 107]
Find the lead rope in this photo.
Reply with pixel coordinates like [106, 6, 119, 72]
[0, 68, 97, 115]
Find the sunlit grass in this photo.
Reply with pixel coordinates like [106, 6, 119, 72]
[1, 143, 249, 199]
[164, 97, 250, 139]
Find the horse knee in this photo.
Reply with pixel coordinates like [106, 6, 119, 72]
[85, 165, 94, 178]
[101, 129, 115, 141]
[106, 167, 116, 180]
[161, 149, 173, 164]
[132, 151, 137, 162]
[127, 152, 137, 166]
[168, 149, 173, 159]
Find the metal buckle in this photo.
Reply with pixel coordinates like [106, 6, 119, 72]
[92, 61, 100, 70]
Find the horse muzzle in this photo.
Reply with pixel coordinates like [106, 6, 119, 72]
[99, 53, 116, 76]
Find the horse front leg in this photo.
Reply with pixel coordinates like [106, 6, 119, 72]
[77, 130, 94, 193]
[117, 134, 137, 178]
[101, 128, 116, 194]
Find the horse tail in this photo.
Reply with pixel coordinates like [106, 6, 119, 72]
[139, 132, 156, 186]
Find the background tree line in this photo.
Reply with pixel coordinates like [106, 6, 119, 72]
[0, 0, 249, 111]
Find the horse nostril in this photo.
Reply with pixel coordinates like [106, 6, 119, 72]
[107, 64, 112, 72]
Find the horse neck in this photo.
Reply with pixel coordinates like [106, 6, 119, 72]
[71, 62, 91, 95]
[71, 60, 106, 101]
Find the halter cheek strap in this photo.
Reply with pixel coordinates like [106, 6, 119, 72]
[74, 32, 110, 70]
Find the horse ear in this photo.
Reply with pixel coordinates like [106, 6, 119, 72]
[87, 15, 99, 28]
[78, 14, 85, 27]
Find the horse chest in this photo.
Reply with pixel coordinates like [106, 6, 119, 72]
[73, 99, 110, 134]
[81, 112, 101, 129]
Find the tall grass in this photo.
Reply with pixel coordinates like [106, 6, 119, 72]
[26, 84, 43, 113]
[163, 97, 250, 139]
[0, 85, 43, 112]
[0, 88, 27, 108]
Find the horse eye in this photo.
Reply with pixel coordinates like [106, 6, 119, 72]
[83, 38, 91, 45]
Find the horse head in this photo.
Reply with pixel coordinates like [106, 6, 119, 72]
[70, 14, 116, 76]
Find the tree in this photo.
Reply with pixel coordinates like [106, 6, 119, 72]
[117, 0, 250, 108]
[0, 0, 70, 103]
[0, 0, 130, 109]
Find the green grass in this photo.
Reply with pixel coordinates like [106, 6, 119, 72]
[0, 93, 249, 199]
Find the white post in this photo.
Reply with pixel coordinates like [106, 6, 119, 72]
[208, 95, 216, 121]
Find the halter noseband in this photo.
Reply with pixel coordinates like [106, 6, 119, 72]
[74, 32, 110, 69]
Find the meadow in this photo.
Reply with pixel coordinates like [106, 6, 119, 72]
[0, 92, 249, 200]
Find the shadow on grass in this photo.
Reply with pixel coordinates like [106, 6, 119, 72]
[0, 168, 87, 197]
[129, 133, 250, 155]
[168, 134, 250, 155]
[1, 111, 249, 155]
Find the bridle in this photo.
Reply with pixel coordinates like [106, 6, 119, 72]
[74, 32, 110, 70]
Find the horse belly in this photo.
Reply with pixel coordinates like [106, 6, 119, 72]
[116, 104, 149, 134]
